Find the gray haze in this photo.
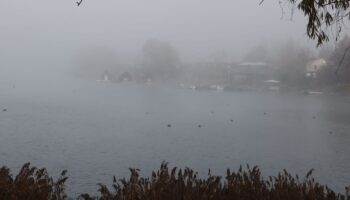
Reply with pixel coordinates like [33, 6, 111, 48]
[0, 0, 311, 75]
[2, 0, 350, 198]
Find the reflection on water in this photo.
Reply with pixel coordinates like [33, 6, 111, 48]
[0, 80, 350, 196]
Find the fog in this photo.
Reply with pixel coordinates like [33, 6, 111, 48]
[1, 0, 350, 198]
[0, 0, 312, 77]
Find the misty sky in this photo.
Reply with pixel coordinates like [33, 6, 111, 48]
[0, 0, 312, 74]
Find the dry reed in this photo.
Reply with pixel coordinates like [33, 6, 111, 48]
[1, 162, 349, 200]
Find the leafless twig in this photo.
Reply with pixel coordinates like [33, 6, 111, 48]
[76, 0, 83, 7]
[335, 45, 350, 80]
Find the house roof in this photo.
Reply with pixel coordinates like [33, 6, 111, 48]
[238, 62, 267, 67]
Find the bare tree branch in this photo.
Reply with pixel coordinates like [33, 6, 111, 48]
[335, 45, 350, 77]
[76, 0, 83, 7]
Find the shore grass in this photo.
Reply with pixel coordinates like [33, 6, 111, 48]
[0, 163, 67, 200]
[0, 162, 349, 200]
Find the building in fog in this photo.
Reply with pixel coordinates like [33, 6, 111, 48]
[101, 70, 116, 82]
[118, 71, 133, 82]
[228, 62, 276, 88]
[306, 58, 327, 78]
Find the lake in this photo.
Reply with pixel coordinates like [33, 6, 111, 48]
[0, 78, 350, 197]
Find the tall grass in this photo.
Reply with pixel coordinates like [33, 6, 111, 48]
[79, 162, 349, 200]
[0, 163, 67, 200]
[0, 162, 349, 200]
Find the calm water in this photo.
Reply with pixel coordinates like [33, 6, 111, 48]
[1, 79, 350, 196]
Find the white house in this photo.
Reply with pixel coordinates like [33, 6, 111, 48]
[306, 59, 327, 78]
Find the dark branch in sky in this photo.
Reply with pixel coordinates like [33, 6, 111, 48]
[76, 0, 83, 7]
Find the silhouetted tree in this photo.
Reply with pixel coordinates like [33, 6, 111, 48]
[274, 40, 313, 89]
[142, 39, 180, 82]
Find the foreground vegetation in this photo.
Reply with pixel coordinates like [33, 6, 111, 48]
[1, 163, 349, 200]
[0, 163, 67, 200]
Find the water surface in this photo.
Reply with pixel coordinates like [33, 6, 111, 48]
[0, 79, 349, 196]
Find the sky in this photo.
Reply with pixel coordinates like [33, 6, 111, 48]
[0, 0, 313, 73]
